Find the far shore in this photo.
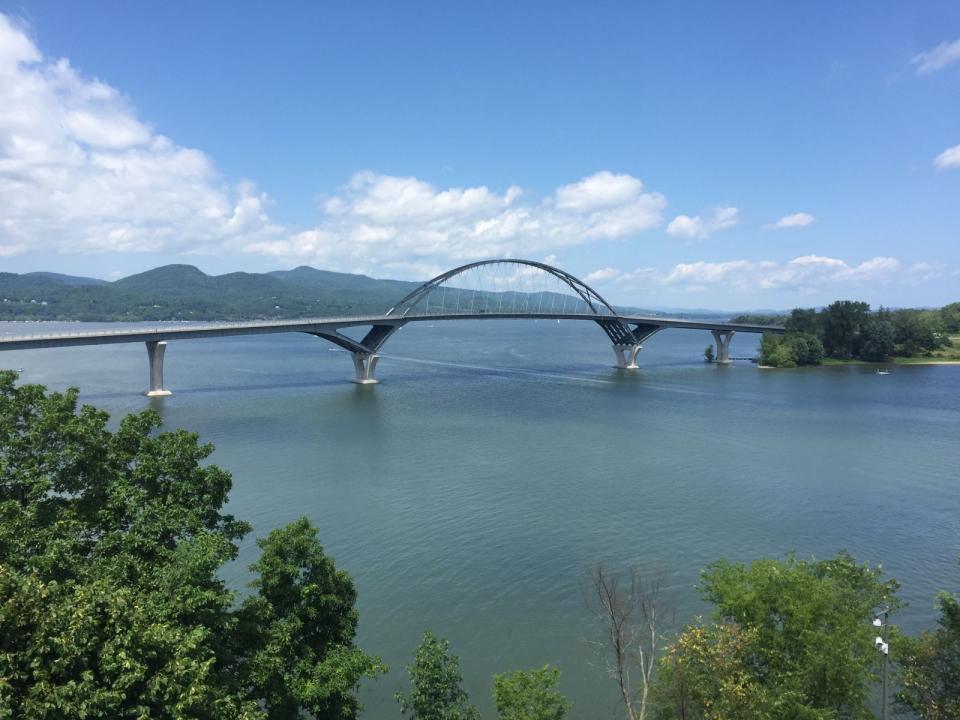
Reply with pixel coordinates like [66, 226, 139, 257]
[758, 358, 960, 369]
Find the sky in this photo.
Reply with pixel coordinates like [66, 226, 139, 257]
[0, 1, 958, 310]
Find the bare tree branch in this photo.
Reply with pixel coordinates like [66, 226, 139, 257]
[585, 563, 671, 720]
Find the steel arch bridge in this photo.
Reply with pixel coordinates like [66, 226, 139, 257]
[384, 258, 638, 344]
[0, 259, 784, 393]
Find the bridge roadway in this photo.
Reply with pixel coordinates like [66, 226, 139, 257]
[0, 312, 784, 395]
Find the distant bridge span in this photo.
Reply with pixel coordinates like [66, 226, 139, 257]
[0, 259, 784, 395]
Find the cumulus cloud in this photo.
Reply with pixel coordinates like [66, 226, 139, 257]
[934, 144, 960, 170]
[0, 14, 672, 275]
[666, 255, 903, 291]
[585, 255, 937, 295]
[765, 212, 815, 229]
[665, 207, 738, 240]
[584, 267, 622, 283]
[0, 13, 282, 259]
[247, 170, 668, 277]
[912, 38, 960, 74]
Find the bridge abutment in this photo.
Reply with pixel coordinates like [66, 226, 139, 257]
[351, 352, 380, 384]
[145, 340, 172, 396]
[612, 343, 642, 369]
[711, 330, 736, 364]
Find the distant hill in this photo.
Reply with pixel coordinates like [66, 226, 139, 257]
[0, 264, 747, 322]
[0, 265, 422, 322]
[22, 272, 107, 287]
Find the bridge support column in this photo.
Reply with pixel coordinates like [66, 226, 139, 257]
[145, 341, 172, 396]
[612, 343, 642, 369]
[711, 330, 736, 364]
[351, 352, 380, 384]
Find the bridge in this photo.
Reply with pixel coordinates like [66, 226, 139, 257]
[0, 259, 784, 395]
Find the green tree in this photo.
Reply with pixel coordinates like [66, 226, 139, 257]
[858, 318, 895, 362]
[492, 666, 570, 720]
[0, 371, 382, 719]
[237, 519, 386, 719]
[653, 622, 772, 720]
[891, 309, 947, 356]
[896, 565, 960, 719]
[785, 307, 822, 337]
[698, 552, 899, 719]
[785, 332, 825, 365]
[703, 345, 714, 363]
[653, 552, 899, 720]
[760, 334, 796, 368]
[821, 301, 871, 359]
[396, 631, 480, 720]
[941, 302, 960, 334]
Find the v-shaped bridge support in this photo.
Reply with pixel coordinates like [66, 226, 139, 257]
[307, 323, 404, 384]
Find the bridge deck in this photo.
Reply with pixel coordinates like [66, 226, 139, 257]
[0, 313, 784, 350]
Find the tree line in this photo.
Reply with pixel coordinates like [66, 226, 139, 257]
[735, 301, 960, 368]
[1, 372, 957, 718]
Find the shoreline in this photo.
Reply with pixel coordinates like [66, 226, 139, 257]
[760, 359, 960, 369]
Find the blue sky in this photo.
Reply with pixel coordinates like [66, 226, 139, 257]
[0, 1, 958, 309]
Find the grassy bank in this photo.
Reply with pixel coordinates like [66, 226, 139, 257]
[817, 336, 960, 365]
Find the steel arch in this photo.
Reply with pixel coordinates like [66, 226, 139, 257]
[384, 258, 638, 344]
[386, 259, 614, 317]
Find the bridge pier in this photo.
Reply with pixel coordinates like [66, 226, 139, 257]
[711, 330, 736, 364]
[351, 352, 380, 384]
[612, 343, 642, 369]
[145, 341, 172, 396]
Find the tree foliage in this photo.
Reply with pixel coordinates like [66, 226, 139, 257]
[653, 622, 772, 720]
[820, 301, 871, 359]
[896, 564, 960, 719]
[0, 371, 383, 719]
[492, 666, 570, 720]
[858, 317, 896, 362]
[758, 301, 957, 366]
[654, 552, 900, 720]
[941, 302, 960, 334]
[396, 631, 480, 720]
[236, 519, 386, 719]
[784, 308, 821, 337]
[759, 333, 823, 368]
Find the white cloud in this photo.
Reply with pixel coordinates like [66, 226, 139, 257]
[934, 144, 960, 170]
[664, 255, 902, 291]
[665, 215, 704, 240]
[584, 267, 622, 283]
[0, 13, 282, 259]
[912, 38, 960, 74]
[766, 212, 815, 229]
[666, 207, 739, 240]
[0, 15, 669, 275]
[554, 171, 645, 211]
[248, 170, 667, 277]
[585, 255, 936, 295]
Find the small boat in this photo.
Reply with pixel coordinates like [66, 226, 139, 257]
[876, 369, 890, 376]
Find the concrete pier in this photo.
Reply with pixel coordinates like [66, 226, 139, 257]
[612, 343, 642, 369]
[711, 329, 736, 364]
[145, 340, 172, 396]
[351, 352, 380, 384]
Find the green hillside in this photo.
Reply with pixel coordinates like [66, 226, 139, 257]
[0, 265, 419, 321]
[0, 264, 687, 322]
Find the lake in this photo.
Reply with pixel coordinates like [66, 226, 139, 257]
[2, 319, 958, 718]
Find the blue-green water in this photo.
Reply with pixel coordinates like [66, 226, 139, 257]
[2, 320, 958, 718]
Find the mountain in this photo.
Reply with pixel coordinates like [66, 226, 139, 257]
[22, 272, 107, 286]
[0, 264, 759, 322]
[0, 264, 422, 321]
